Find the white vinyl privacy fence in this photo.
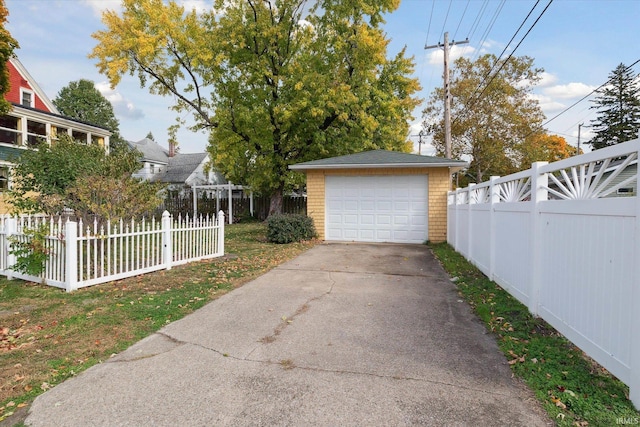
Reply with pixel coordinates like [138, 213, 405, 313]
[448, 137, 640, 409]
[0, 211, 225, 292]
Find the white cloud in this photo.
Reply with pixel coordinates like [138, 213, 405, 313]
[537, 72, 558, 88]
[81, 0, 122, 17]
[95, 81, 144, 120]
[179, 0, 213, 13]
[428, 44, 475, 65]
[530, 93, 566, 113]
[543, 82, 595, 99]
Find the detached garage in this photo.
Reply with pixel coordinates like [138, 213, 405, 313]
[290, 150, 467, 244]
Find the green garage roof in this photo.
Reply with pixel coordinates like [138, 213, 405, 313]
[289, 150, 468, 171]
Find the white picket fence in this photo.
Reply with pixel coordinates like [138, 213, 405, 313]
[0, 210, 225, 292]
[448, 137, 640, 409]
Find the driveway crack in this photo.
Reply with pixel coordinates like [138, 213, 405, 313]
[258, 274, 335, 345]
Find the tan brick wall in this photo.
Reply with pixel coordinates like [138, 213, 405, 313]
[304, 167, 451, 243]
[306, 170, 326, 239]
[426, 168, 451, 243]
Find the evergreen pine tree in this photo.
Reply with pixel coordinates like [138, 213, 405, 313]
[589, 63, 640, 149]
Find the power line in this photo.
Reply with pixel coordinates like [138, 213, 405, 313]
[539, 58, 640, 130]
[425, 0, 435, 47]
[438, 0, 453, 47]
[462, 0, 542, 114]
[459, 0, 554, 124]
[472, 0, 506, 62]
[467, 0, 489, 43]
[452, 0, 471, 42]
[485, 0, 541, 80]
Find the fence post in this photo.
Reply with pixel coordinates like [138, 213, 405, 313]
[228, 182, 233, 224]
[446, 190, 452, 245]
[528, 162, 548, 316]
[489, 176, 500, 281]
[217, 211, 225, 256]
[64, 220, 78, 292]
[162, 211, 172, 271]
[467, 183, 475, 259]
[631, 148, 640, 409]
[453, 188, 460, 251]
[5, 217, 16, 280]
[192, 185, 198, 219]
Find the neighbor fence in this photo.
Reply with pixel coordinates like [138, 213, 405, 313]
[0, 211, 225, 292]
[158, 194, 307, 222]
[448, 137, 640, 408]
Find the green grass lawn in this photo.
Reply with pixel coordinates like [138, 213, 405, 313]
[430, 242, 640, 427]
[0, 222, 317, 424]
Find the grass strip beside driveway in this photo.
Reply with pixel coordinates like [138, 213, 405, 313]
[0, 223, 317, 423]
[430, 242, 640, 427]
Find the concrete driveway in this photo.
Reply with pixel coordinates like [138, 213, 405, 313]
[25, 243, 550, 426]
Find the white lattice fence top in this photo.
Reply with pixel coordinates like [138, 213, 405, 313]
[542, 153, 637, 200]
[448, 139, 640, 204]
[499, 177, 531, 202]
[470, 186, 491, 204]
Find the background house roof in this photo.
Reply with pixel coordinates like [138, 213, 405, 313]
[290, 150, 468, 170]
[128, 138, 169, 164]
[158, 152, 208, 184]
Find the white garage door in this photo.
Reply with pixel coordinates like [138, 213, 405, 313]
[325, 175, 429, 244]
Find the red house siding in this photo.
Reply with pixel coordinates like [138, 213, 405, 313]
[5, 61, 52, 112]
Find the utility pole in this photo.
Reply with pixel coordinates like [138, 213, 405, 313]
[425, 32, 468, 159]
[577, 123, 583, 155]
[418, 130, 425, 155]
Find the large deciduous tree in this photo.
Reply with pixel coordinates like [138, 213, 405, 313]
[589, 63, 640, 150]
[0, 0, 19, 114]
[53, 79, 126, 150]
[90, 0, 421, 215]
[422, 54, 545, 183]
[517, 133, 577, 169]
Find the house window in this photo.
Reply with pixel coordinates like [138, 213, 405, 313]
[52, 126, 68, 144]
[91, 135, 103, 146]
[0, 116, 20, 145]
[20, 89, 34, 108]
[617, 187, 634, 195]
[26, 120, 47, 146]
[72, 130, 88, 144]
[0, 166, 9, 191]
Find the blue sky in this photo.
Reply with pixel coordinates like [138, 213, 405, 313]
[5, 0, 640, 155]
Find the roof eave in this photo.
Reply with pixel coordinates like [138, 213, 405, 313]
[289, 162, 469, 171]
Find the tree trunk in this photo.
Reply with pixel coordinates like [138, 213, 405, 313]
[268, 188, 284, 217]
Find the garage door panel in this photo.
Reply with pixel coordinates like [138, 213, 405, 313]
[376, 200, 393, 210]
[394, 201, 410, 212]
[344, 188, 359, 198]
[360, 200, 375, 211]
[359, 229, 375, 239]
[376, 215, 392, 225]
[376, 230, 392, 240]
[361, 214, 375, 225]
[344, 200, 358, 211]
[394, 215, 409, 225]
[411, 201, 428, 210]
[394, 188, 410, 197]
[327, 214, 343, 224]
[361, 188, 376, 198]
[344, 214, 358, 224]
[411, 216, 427, 226]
